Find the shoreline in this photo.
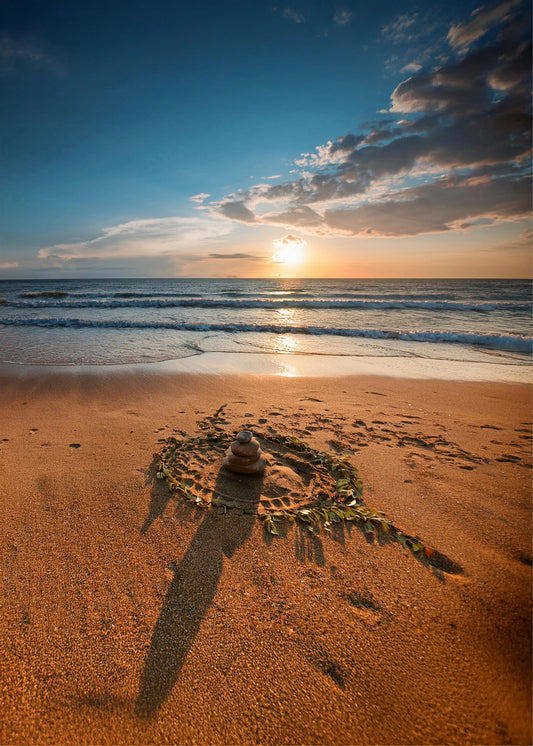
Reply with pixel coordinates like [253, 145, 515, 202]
[1, 369, 531, 744]
[0, 349, 531, 382]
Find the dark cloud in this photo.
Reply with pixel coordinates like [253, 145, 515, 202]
[329, 133, 365, 152]
[262, 206, 324, 228]
[212, 0, 531, 239]
[208, 253, 264, 261]
[218, 201, 257, 223]
[323, 174, 531, 236]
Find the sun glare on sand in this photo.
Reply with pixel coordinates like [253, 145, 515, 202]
[272, 234, 307, 266]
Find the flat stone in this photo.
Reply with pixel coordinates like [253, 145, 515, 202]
[236, 431, 253, 443]
[223, 456, 266, 475]
[231, 438, 261, 458]
[224, 449, 262, 466]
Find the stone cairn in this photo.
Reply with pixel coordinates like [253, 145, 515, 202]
[223, 431, 265, 475]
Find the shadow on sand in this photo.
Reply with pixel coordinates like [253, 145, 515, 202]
[135, 468, 262, 718]
[136, 449, 464, 717]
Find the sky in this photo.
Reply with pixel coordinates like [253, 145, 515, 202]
[0, 0, 531, 279]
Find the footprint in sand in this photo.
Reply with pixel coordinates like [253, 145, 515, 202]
[343, 590, 383, 627]
[319, 659, 346, 690]
[344, 590, 380, 612]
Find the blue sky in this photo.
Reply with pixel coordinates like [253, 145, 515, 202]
[1, 0, 531, 278]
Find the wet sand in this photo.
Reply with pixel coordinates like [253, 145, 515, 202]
[0, 369, 531, 745]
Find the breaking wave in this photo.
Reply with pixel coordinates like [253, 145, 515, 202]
[5, 298, 531, 312]
[1, 316, 531, 353]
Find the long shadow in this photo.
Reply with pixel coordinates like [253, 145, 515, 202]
[140, 463, 173, 535]
[135, 468, 261, 718]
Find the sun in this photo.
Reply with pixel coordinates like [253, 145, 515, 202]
[272, 234, 307, 266]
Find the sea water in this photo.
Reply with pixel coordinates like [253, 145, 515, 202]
[0, 278, 531, 368]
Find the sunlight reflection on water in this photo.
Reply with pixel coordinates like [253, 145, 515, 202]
[273, 333, 299, 353]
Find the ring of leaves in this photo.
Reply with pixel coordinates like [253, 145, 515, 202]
[153, 430, 429, 557]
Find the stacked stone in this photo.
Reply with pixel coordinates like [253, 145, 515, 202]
[223, 431, 265, 475]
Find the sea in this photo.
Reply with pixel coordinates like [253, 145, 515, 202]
[0, 278, 531, 369]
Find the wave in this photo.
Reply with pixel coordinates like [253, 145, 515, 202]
[5, 297, 531, 312]
[17, 290, 206, 299]
[19, 291, 69, 298]
[1, 316, 531, 353]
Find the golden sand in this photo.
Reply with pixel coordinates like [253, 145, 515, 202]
[0, 370, 531, 745]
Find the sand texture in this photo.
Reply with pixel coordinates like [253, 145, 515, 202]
[0, 370, 531, 745]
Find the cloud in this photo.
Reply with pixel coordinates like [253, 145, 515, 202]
[0, 262, 19, 270]
[281, 8, 305, 23]
[262, 205, 324, 228]
[209, 0, 531, 240]
[323, 173, 531, 236]
[189, 192, 211, 203]
[482, 226, 532, 253]
[0, 37, 44, 63]
[333, 10, 352, 26]
[0, 36, 60, 75]
[447, 0, 521, 50]
[381, 13, 418, 43]
[38, 216, 233, 262]
[401, 61, 422, 74]
[208, 253, 265, 261]
[217, 201, 257, 223]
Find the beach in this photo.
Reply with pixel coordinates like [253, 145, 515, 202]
[0, 362, 531, 745]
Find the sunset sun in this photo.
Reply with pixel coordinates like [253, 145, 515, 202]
[272, 234, 307, 266]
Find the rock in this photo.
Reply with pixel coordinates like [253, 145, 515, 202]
[236, 431, 253, 443]
[224, 431, 265, 475]
[225, 449, 263, 466]
[223, 458, 266, 475]
[230, 439, 261, 458]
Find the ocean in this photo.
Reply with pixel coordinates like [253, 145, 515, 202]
[0, 278, 531, 368]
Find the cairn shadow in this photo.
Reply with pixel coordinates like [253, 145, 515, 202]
[135, 468, 262, 718]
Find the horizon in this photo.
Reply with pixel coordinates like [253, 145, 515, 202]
[1, 276, 531, 284]
[1, 0, 531, 280]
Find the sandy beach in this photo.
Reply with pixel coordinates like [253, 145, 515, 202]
[0, 366, 531, 745]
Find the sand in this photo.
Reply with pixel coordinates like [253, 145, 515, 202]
[0, 368, 531, 745]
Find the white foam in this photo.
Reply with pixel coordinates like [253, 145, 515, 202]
[1, 317, 531, 353]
